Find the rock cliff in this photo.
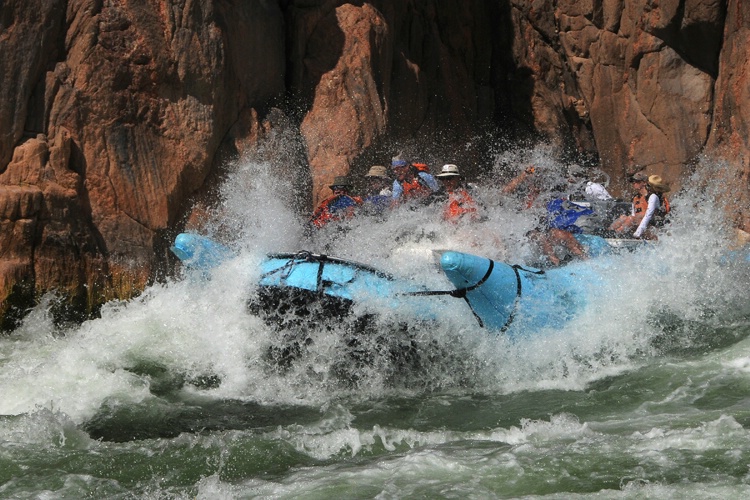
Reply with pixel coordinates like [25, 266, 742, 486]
[1, 0, 747, 329]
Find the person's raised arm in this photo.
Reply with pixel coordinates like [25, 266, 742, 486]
[502, 166, 534, 194]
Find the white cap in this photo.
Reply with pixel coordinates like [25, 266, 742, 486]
[436, 164, 461, 178]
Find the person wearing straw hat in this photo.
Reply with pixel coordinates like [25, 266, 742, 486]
[364, 165, 392, 195]
[633, 174, 671, 239]
[435, 164, 480, 223]
[610, 171, 650, 234]
[310, 176, 362, 228]
[361, 165, 392, 215]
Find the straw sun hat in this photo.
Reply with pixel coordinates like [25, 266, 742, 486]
[366, 165, 389, 178]
[647, 175, 670, 193]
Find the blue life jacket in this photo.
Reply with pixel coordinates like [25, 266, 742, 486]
[362, 194, 390, 213]
[546, 199, 594, 233]
[327, 195, 360, 213]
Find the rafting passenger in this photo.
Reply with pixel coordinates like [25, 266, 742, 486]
[529, 227, 588, 267]
[310, 176, 362, 228]
[632, 175, 671, 239]
[435, 164, 481, 223]
[501, 164, 589, 265]
[502, 165, 542, 209]
[609, 172, 650, 235]
[390, 155, 440, 205]
[532, 200, 589, 266]
[360, 165, 392, 215]
[528, 205, 589, 267]
[610, 172, 671, 238]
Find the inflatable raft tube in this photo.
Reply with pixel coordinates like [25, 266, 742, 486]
[439, 250, 603, 336]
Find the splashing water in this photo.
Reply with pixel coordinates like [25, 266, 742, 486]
[1, 146, 749, 498]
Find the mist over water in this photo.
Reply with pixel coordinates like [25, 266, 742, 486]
[2, 146, 750, 498]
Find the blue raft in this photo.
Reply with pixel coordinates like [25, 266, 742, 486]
[257, 252, 430, 305]
[170, 232, 436, 318]
[170, 232, 613, 337]
[171, 232, 235, 271]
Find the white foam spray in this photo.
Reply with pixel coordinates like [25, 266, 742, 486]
[1, 146, 747, 431]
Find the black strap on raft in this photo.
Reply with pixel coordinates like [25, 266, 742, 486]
[260, 251, 313, 281]
[261, 251, 395, 282]
[401, 261, 495, 328]
[259, 251, 330, 294]
[261, 250, 546, 333]
[403, 261, 544, 332]
[496, 264, 542, 333]
[402, 260, 495, 298]
[315, 255, 326, 295]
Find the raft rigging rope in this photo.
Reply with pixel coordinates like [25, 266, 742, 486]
[402, 262, 544, 332]
[258, 251, 545, 333]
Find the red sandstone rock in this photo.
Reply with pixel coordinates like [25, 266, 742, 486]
[1, 0, 285, 326]
[298, 3, 390, 207]
[706, 0, 750, 224]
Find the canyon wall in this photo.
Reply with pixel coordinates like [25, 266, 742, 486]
[1, 0, 747, 329]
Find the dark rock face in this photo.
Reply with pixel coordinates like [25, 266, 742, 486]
[0, 0, 747, 328]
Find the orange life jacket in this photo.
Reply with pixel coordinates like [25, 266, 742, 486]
[311, 194, 362, 228]
[652, 193, 671, 226]
[444, 188, 479, 222]
[633, 193, 649, 214]
[632, 192, 671, 230]
[635, 191, 670, 216]
[399, 176, 433, 201]
[661, 195, 671, 214]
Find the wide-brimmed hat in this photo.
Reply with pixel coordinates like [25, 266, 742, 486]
[630, 172, 648, 182]
[436, 164, 461, 178]
[366, 165, 389, 178]
[329, 176, 351, 189]
[647, 174, 670, 192]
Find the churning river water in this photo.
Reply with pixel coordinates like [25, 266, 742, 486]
[1, 153, 749, 499]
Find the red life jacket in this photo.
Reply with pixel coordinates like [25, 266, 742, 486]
[444, 188, 479, 222]
[399, 176, 433, 201]
[311, 194, 362, 228]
